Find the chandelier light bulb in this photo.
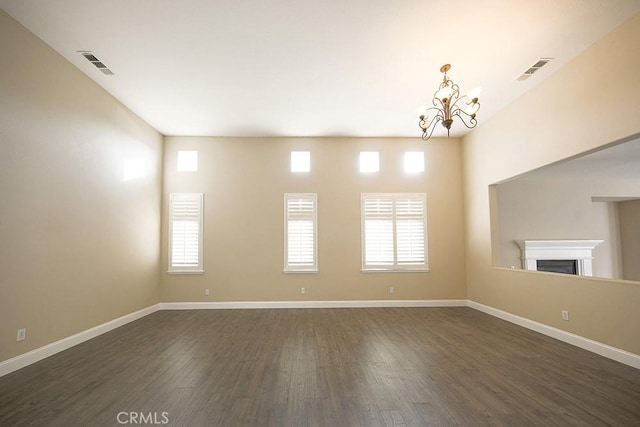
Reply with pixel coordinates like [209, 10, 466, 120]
[436, 85, 453, 101]
[415, 106, 428, 118]
[465, 101, 480, 117]
[466, 87, 482, 102]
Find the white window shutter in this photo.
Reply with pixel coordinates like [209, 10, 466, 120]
[362, 193, 428, 271]
[169, 193, 203, 273]
[396, 197, 425, 265]
[285, 194, 317, 272]
[363, 198, 394, 266]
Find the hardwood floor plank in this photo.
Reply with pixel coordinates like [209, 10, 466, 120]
[1, 307, 639, 426]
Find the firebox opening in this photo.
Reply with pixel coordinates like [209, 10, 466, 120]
[536, 259, 578, 275]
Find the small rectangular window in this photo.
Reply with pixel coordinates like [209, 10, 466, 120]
[361, 193, 428, 272]
[404, 152, 424, 173]
[177, 150, 198, 172]
[359, 151, 380, 173]
[169, 193, 204, 273]
[284, 193, 318, 272]
[291, 151, 311, 173]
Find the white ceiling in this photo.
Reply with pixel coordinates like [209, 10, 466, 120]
[2, 0, 639, 137]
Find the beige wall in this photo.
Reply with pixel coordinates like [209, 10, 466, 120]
[619, 199, 640, 281]
[463, 13, 640, 354]
[496, 176, 627, 279]
[0, 11, 163, 362]
[161, 137, 466, 302]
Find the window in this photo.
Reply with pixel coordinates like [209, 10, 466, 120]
[169, 193, 204, 273]
[404, 152, 424, 173]
[361, 193, 428, 271]
[284, 193, 318, 272]
[177, 150, 198, 172]
[291, 151, 311, 172]
[359, 151, 379, 173]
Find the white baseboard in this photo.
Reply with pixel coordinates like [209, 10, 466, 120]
[160, 299, 468, 310]
[467, 300, 640, 370]
[0, 304, 161, 378]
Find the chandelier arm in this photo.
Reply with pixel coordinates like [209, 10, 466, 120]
[420, 119, 440, 140]
[448, 102, 464, 114]
[451, 97, 480, 113]
[448, 93, 467, 111]
[420, 106, 443, 118]
[419, 111, 444, 140]
[450, 96, 481, 115]
[450, 108, 478, 129]
[418, 109, 444, 128]
[449, 83, 460, 101]
[431, 89, 444, 108]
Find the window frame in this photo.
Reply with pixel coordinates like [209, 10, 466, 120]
[361, 193, 429, 272]
[168, 193, 204, 274]
[284, 193, 318, 273]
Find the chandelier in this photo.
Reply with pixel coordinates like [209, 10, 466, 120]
[417, 64, 481, 140]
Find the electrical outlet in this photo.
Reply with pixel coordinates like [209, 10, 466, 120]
[17, 328, 26, 342]
[561, 310, 569, 321]
[300, 287, 306, 295]
[205, 289, 210, 296]
[389, 286, 395, 294]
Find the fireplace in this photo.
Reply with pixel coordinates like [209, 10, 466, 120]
[536, 259, 578, 275]
[516, 240, 603, 277]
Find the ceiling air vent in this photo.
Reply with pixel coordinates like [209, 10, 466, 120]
[78, 51, 115, 75]
[516, 58, 553, 81]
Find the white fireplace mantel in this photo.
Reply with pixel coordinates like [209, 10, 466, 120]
[516, 240, 603, 276]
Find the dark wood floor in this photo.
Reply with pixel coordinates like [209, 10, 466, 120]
[1, 308, 639, 426]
